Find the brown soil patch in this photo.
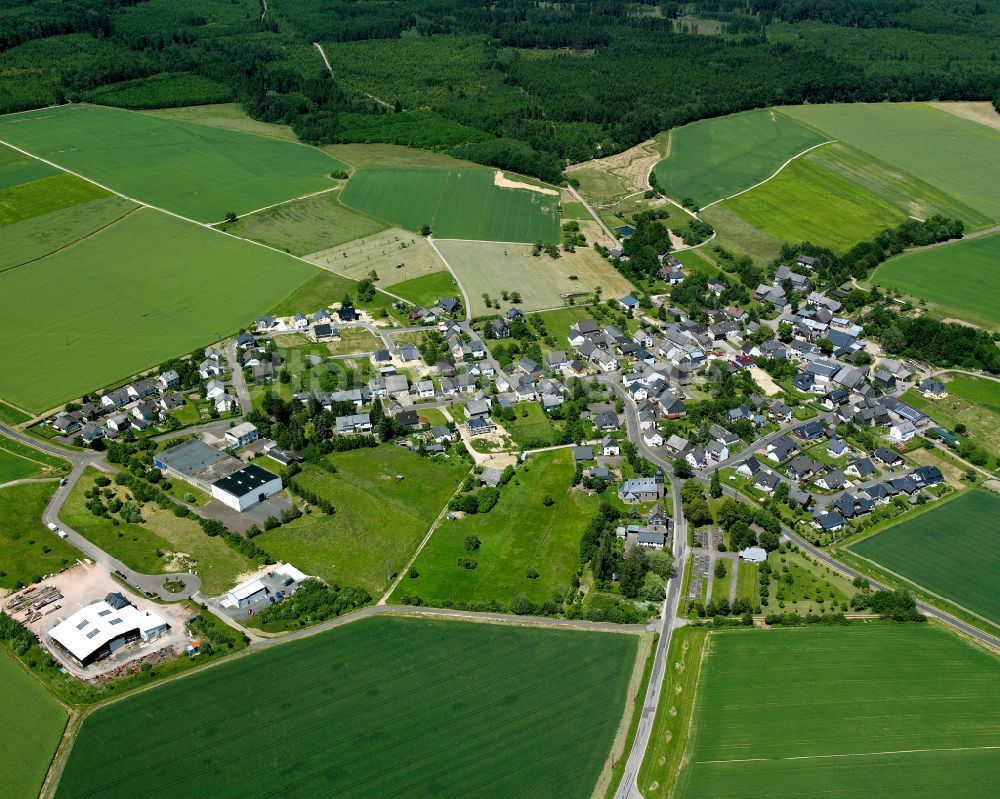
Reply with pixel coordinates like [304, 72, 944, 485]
[494, 170, 559, 196]
[929, 102, 1000, 132]
[568, 137, 666, 193]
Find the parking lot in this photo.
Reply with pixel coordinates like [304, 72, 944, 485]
[213, 566, 306, 625]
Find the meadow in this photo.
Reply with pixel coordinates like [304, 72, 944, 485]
[56, 616, 637, 799]
[672, 625, 1000, 799]
[0, 432, 68, 482]
[902, 374, 1000, 462]
[0, 208, 317, 412]
[268, 270, 358, 318]
[0, 171, 109, 225]
[850, 489, 1000, 625]
[341, 167, 560, 243]
[303, 226, 445, 286]
[653, 109, 827, 206]
[0, 482, 80, 589]
[502, 403, 562, 449]
[872, 233, 1000, 328]
[0, 104, 345, 222]
[261, 447, 469, 594]
[392, 450, 597, 607]
[389, 270, 461, 310]
[0, 650, 67, 799]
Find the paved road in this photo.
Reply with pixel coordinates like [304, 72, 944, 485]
[225, 341, 252, 414]
[566, 184, 620, 244]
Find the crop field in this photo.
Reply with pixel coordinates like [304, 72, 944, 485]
[779, 103, 1000, 220]
[57, 615, 637, 799]
[721, 155, 906, 252]
[0, 649, 67, 799]
[389, 270, 461, 310]
[653, 109, 827, 206]
[850, 489, 1000, 624]
[341, 167, 560, 243]
[0, 482, 80, 589]
[699, 202, 784, 262]
[223, 190, 387, 256]
[902, 374, 1000, 461]
[872, 233, 1000, 328]
[0, 432, 68, 481]
[392, 450, 597, 607]
[304, 226, 445, 286]
[261, 447, 469, 594]
[436, 239, 633, 317]
[0, 171, 109, 225]
[0, 140, 56, 187]
[0, 104, 345, 222]
[268, 270, 359, 317]
[673, 625, 1000, 799]
[0, 208, 317, 412]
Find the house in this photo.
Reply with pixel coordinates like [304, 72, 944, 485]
[618, 295, 640, 311]
[225, 422, 259, 448]
[874, 447, 904, 467]
[792, 372, 816, 393]
[438, 297, 460, 315]
[395, 410, 422, 429]
[862, 483, 891, 504]
[490, 319, 510, 339]
[685, 447, 708, 470]
[754, 471, 780, 494]
[665, 434, 690, 454]
[593, 410, 619, 432]
[815, 469, 846, 491]
[709, 424, 740, 446]
[256, 315, 277, 331]
[312, 323, 335, 341]
[545, 351, 567, 369]
[204, 379, 226, 400]
[106, 412, 131, 434]
[506, 308, 525, 323]
[158, 369, 180, 390]
[636, 530, 667, 549]
[739, 546, 768, 564]
[602, 436, 621, 457]
[80, 422, 105, 444]
[706, 440, 728, 463]
[889, 421, 916, 442]
[132, 400, 161, 423]
[204, 346, 221, 362]
[336, 413, 372, 434]
[643, 428, 664, 447]
[465, 398, 491, 420]
[874, 370, 896, 390]
[826, 437, 849, 458]
[211, 464, 282, 512]
[769, 400, 792, 422]
[794, 420, 826, 442]
[252, 362, 275, 384]
[51, 413, 82, 436]
[467, 417, 496, 436]
[385, 375, 410, 397]
[918, 379, 947, 398]
[913, 465, 944, 487]
[812, 510, 845, 532]
[198, 359, 222, 380]
[788, 486, 813, 509]
[736, 457, 764, 479]
[796, 254, 818, 270]
[766, 437, 799, 463]
[656, 390, 687, 418]
[427, 425, 455, 444]
[417, 380, 435, 399]
[518, 357, 541, 376]
[101, 388, 130, 409]
[592, 351, 620, 372]
[573, 446, 594, 462]
[846, 458, 875, 479]
[618, 474, 664, 504]
[787, 455, 822, 482]
[336, 305, 359, 322]
[214, 394, 237, 413]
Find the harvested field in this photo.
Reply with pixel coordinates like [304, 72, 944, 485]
[304, 226, 445, 286]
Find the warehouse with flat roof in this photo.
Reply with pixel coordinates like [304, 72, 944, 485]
[211, 464, 283, 511]
[155, 438, 243, 491]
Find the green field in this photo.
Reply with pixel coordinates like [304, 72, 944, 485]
[268, 270, 359, 317]
[261, 447, 469, 594]
[0, 650, 67, 799]
[341, 167, 560, 243]
[873, 233, 1000, 327]
[902, 374, 1000, 461]
[0, 141, 56, 188]
[503, 403, 561, 449]
[0, 171, 109, 225]
[0, 104, 345, 222]
[780, 103, 1000, 220]
[653, 109, 827, 206]
[0, 401, 31, 425]
[389, 270, 461, 310]
[721, 155, 907, 252]
[393, 450, 597, 607]
[56, 616, 637, 799]
[673, 625, 1000, 799]
[0, 208, 316, 412]
[223, 190, 387, 256]
[851, 489, 1000, 624]
[0, 482, 80, 589]
[0, 432, 68, 481]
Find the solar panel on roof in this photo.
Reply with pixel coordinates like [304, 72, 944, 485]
[109, 618, 123, 626]
[86, 629, 99, 639]
[76, 620, 89, 630]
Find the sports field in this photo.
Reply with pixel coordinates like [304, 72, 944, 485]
[341, 167, 560, 242]
[392, 450, 597, 607]
[653, 109, 827, 206]
[0, 649, 67, 799]
[0, 207, 317, 412]
[873, 233, 1000, 328]
[851, 489, 1000, 624]
[0, 104, 345, 222]
[260, 446, 469, 594]
[673, 625, 1000, 799]
[56, 616, 637, 799]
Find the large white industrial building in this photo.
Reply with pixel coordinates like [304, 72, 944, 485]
[210, 464, 283, 511]
[48, 594, 168, 667]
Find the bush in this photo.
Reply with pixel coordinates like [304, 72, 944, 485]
[525, 565, 539, 579]
[457, 558, 478, 570]
[464, 535, 481, 551]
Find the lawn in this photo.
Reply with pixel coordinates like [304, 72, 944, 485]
[763, 547, 853, 614]
[0, 104, 345, 222]
[734, 561, 758, 603]
[392, 449, 597, 607]
[260, 447, 468, 594]
[709, 564, 732, 604]
[222, 190, 387, 256]
[341, 167, 560, 243]
[389, 270, 461, 310]
[0, 432, 69, 481]
[60, 468, 254, 595]
[672, 625, 1000, 799]
[436, 239, 634, 317]
[653, 108, 827, 206]
[0, 207, 317, 412]
[850, 489, 1000, 625]
[873, 233, 1000, 328]
[779, 102, 1000, 220]
[0, 482, 80, 589]
[0, 649, 67, 799]
[56, 616, 636, 799]
[721, 155, 906, 252]
[502, 403, 561, 449]
[902, 374, 1000, 461]
[0, 171, 109, 225]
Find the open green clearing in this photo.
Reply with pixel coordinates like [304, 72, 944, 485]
[873, 233, 1000, 328]
[0, 650, 66, 799]
[0, 207, 316, 412]
[653, 109, 826, 206]
[393, 449, 597, 607]
[341, 167, 560, 243]
[672, 625, 1000, 799]
[902, 374, 1000, 461]
[0, 171, 110, 225]
[502, 403, 562, 449]
[0, 104, 345, 222]
[57, 615, 637, 799]
[851, 489, 1000, 625]
[779, 103, 1000, 220]
[0, 432, 68, 481]
[268, 270, 358, 317]
[389, 270, 461, 310]
[260, 447, 469, 594]
[223, 191, 387, 256]
[0, 482, 80, 588]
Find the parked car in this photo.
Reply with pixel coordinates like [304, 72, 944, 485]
[57, 531, 68, 539]
[47, 522, 58, 531]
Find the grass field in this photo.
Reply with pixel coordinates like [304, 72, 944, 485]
[436, 239, 633, 317]
[672, 625, 1000, 799]
[268, 270, 358, 317]
[0, 207, 316, 412]
[872, 233, 1000, 328]
[779, 102, 1000, 220]
[764, 548, 853, 614]
[392, 450, 597, 607]
[341, 167, 560, 243]
[0, 432, 68, 481]
[721, 155, 906, 252]
[653, 109, 827, 206]
[851, 489, 1000, 624]
[0, 104, 345, 222]
[502, 403, 561, 449]
[389, 270, 461, 310]
[56, 615, 637, 799]
[0, 140, 55, 188]
[260, 447, 468, 594]
[0, 401, 31, 425]
[0, 171, 110, 225]
[0, 649, 66, 799]
[223, 190, 387, 256]
[0, 482, 80, 589]
[734, 561, 758, 603]
[698, 202, 784, 262]
[141, 103, 301, 142]
[902, 374, 1000, 460]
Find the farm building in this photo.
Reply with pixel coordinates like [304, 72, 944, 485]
[226, 578, 267, 608]
[210, 464, 283, 512]
[49, 596, 168, 667]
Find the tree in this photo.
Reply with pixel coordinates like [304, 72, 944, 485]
[817, 337, 834, 355]
[672, 457, 693, 478]
[619, 546, 647, 599]
[510, 291, 522, 304]
[955, 422, 967, 435]
[710, 469, 722, 498]
[714, 560, 727, 579]
[224, 211, 237, 224]
[419, 223, 431, 237]
[881, 325, 906, 353]
[464, 534, 481, 551]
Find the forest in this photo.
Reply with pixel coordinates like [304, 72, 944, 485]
[1, 0, 998, 181]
